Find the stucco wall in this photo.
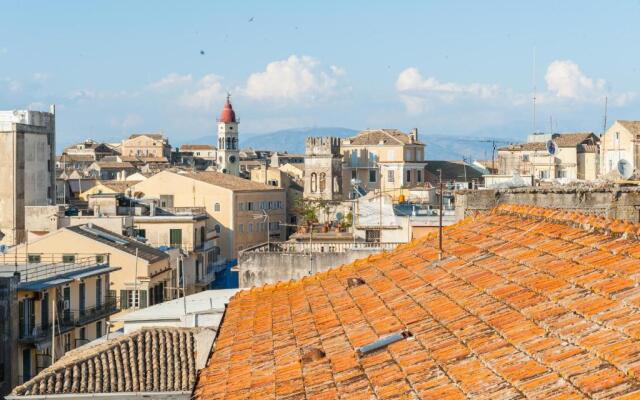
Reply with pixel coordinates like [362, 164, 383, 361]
[238, 248, 389, 288]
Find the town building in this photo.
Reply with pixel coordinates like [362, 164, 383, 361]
[62, 139, 119, 161]
[9, 327, 215, 399]
[270, 151, 304, 167]
[497, 132, 599, 180]
[216, 96, 240, 176]
[195, 204, 640, 399]
[303, 137, 343, 201]
[0, 272, 19, 397]
[178, 144, 217, 161]
[132, 170, 286, 261]
[10, 224, 173, 312]
[341, 128, 427, 196]
[424, 160, 485, 189]
[0, 108, 56, 246]
[120, 133, 171, 160]
[86, 161, 137, 180]
[0, 253, 119, 387]
[600, 120, 640, 177]
[250, 165, 304, 233]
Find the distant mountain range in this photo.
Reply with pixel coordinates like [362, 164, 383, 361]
[183, 127, 515, 161]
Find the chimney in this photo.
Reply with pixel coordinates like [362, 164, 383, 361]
[410, 128, 418, 143]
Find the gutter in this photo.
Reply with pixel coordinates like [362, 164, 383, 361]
[5, 391, 191, 399]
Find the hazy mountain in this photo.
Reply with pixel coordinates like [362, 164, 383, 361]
[183, 127, 515, 161]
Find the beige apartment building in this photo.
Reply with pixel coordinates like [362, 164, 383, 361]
[600, 120, 640, 177]
[0, 253, 119, 385]
[11, 224, 173, 311]
[498, 132, 599, 180]
[0, 109, 56, 247]
[120, 133, 171, 159]
[132, 170, 286, 259]
[341, 128, 427, 196]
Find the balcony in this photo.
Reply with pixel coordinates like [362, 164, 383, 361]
[0, 253, 110, 283]
[242, 241, 401, 254]
[75, 296, 117, 326]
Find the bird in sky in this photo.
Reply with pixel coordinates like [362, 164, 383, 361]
[248, 17, 254, 22]
[200, 50, 205, 55]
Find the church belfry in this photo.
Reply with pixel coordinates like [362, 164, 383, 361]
[217, 94, 240, 176]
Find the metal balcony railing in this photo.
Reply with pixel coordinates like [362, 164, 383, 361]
[242, 242, 401, 254]
[0, 253, 110, 283]
[75, 296, 117, 325]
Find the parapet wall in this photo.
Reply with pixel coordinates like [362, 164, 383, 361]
[455, 186, 640, 222]
[305, 136, 341, 156]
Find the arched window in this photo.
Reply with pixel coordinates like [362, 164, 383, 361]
[310, 173, 317, 193]
[214, 202, 221, 212]
[319, 173, 326, 193]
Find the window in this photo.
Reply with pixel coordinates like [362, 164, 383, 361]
[62, 254, 75, 264]
[310, 172, 318, 192]
[406, 170, 411, 182]
[417, 170, 422, 182]
[64, 333, 72, 352]
[96, 255, 104, 264]
[27, 254, 41, 263]
[247, 202, 254, 211]
[239, 224, 244, 233]
[387, 170, 395, 183]
[522, 154, 530, 162]
[215, 224, 221, 233]
[249, 223, 253, 232]
[319, 173, 327, 192]
[79, 282, 85, 316]
[96, 277, 102, 308]
[134, 229, 146, 238]
[79, 327, 86, 341]
[96, 321, 102, 338]
[351, 170, 356, 179]
[214, 203, 221, 212]
[169, 229, 182, 248]
[369, 170, 376, 183]
[239, 202, 245, 211]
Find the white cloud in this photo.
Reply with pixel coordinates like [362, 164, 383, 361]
[110, 113, 144, 130]
[179, 74, 225, 110]
[544, 60, 635, 105]
[396, 67, 500, 99]
[150, 73, 193, 90]
[69, 89, 97, 101]
[243, 55, 344, 102]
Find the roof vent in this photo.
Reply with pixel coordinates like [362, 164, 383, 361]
[357, 330, 413, 357]
[300, 346, 326, 363]
[347, 277, 365, 288]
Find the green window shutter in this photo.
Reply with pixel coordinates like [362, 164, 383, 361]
[139, 290, 148, 308]
[120, 290, 129, 309]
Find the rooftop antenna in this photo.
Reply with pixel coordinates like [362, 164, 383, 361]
[602, 96, 608, 172]
[532, 46, 537, 133]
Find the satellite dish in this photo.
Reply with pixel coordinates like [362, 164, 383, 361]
[546, 140, 557, 156]
[618, 159, 633, 179]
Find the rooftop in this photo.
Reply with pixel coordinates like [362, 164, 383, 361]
[10, 327, 215, 397]
[172, 170, 284, 192]
[345, 128, 423, 146]
[67, 224, 169, 263]
[618, 120, 640, 135]
[127, 132, 166, 140]
[194, 204, 640, 399]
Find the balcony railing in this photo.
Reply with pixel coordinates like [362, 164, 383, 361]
[0, 253, 110, 283]
[75, 296, 117, 325]
[242, 241, 402, 254]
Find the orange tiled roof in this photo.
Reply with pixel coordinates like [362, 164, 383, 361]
[194, 204, 640, 399]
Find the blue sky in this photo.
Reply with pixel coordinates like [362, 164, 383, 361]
[2, 1, 640, 148]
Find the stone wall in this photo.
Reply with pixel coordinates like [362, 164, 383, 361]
[455, 186, 640, 222]
[238, 248, 385, 288]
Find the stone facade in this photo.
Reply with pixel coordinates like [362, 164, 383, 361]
[0, 109, 56, 246]
[303, 137, 343, 201]
[455, 186, 640, 222]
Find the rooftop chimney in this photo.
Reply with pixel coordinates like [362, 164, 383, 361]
[410, 128, 418, 143]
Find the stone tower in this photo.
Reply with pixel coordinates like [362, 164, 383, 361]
[217, 95, 240, 176]
[303, 137, 343, 200]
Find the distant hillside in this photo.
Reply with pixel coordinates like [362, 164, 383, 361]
[185, 127, 514, 161]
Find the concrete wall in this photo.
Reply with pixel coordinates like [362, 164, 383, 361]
[0, 273, 19, 396]
[238, 248, 389, 288]
[455, 186, 640, 222]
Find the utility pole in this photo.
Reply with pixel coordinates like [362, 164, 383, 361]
[180, 255, 186, 315]
[438, 169, 443, 260]
[51, 292, 56, 363]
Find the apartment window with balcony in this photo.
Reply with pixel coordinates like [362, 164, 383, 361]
[62, 254, 75, 264]
[351, 170, 356, 179]
[249, 223, 253, 232]
[64, 333, 72, 352]
[369, 170, 377, 183]
[41, 292, 49, 328]
[96, 277, 102, 308]
[417, 170, 422, 182]
[239, 202, 245, 211]
[79, 282, 86, 317]
[387, 170, 394, 183]
[96, 255, 104, 264]
[214, 202, 221, 212]
[28, 254, 41, 263]
[406, 170, 411, 182]
[239, 224, 244, 233]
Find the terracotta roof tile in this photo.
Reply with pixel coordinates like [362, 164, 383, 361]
[194, 204, 640, 399]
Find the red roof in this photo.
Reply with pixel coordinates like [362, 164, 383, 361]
[219, 95, 236, 123]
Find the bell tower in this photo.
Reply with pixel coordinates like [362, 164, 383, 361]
[217, 94, 240, 176]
